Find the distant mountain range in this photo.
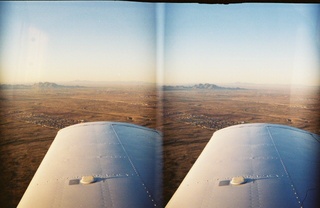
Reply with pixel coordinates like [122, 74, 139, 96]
[0, 82, 85, 89]
[32, 82, 85, 89]
[2, 82, 315, 91]
[163, 83, 246, 91]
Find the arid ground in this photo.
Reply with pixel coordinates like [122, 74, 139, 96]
[0, 84, 319, 207]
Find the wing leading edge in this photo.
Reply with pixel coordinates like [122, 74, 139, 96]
[18, 122, 162, 208]
[167, 123, 320, 207]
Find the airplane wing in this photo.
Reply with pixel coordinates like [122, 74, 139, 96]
[167, 123, 320, 207]
[18, 122, 319, 207]
[18, 122, 162, 208]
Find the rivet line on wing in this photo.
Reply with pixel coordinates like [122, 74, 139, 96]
[111, 124, 139, 176]
[111, 124, 158, 206]
[266, 126, 302, 207]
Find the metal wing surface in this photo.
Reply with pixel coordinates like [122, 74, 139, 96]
[167, 123, 320, 208]
[18, 122, 162, 208]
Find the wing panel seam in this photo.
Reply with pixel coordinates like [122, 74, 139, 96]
[111, 124, 158, 206]
[111, 124, 139, 176]
[266, 126, 302, 207]
[98, 130, 108, 207]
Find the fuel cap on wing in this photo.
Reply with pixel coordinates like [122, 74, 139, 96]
[80, 175, 95, 184]
[230, 176, 246, 185]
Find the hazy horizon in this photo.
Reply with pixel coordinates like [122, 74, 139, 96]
[2, 80, 320, 90]
[1, 2, 319, 86]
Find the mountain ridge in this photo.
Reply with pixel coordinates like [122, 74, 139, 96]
[0, 82, 85, 89]
[163, 83, 246, 91]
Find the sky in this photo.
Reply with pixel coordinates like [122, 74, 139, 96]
[164, 3, 320, 86]
[0, 2, 319, 86]
[0, 2, 157, 84]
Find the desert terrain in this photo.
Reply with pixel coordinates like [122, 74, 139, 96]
[0, 83, 319, 207]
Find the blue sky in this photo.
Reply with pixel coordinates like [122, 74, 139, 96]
[1, 2, 157, 83]
[0, 2, 319, 86]
[164, 3, 319, 86]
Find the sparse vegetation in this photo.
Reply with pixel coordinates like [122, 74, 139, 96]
[0, 85, 319, 207]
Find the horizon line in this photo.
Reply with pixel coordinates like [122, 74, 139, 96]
[1, 80, 319, 89]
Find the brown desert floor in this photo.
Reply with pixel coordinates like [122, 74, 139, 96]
[0, 85, 319, 207]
